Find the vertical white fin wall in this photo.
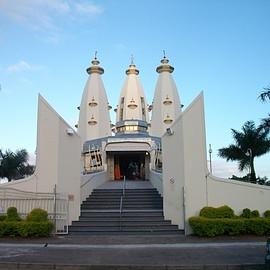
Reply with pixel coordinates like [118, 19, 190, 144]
[2, 95, 81, 224]
[162, 92, 208, 231]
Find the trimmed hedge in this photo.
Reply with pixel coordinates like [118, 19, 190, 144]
[240, 208, 260, 218]
[199, 205, 234, 218]
[264, 210, 270, 218]
[27, 208, 49, 222]
[189, 216, 270, 237]
[251, 210, 260, 218]
[0, 221, 54, 237]
[0, 207, 54, 237]
[0, 215, 6, 221]
[6, 207, 21, 221]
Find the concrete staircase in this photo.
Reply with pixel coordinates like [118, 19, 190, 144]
[69, 187, 183, 235]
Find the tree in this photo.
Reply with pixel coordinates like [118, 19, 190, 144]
[218, 121, 270, 183]
[0, 149, 34, 181]
[258, 87, 270, 130]
[260, 115, 270, 130]
[258, 87, 270, 102]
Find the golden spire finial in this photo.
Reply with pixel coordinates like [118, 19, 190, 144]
[86, 51, 104, 75]
[91, 51, 99, 65]
[156, 51, 174, 73]
[126, 54, 139, 75]
[131, 54, 134, 65]
[161, 50, 169, 64]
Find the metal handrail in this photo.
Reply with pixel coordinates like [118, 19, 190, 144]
[119, 196, 123, 231]
[122, 175, 126, 196]
[119, 176, 126, 231]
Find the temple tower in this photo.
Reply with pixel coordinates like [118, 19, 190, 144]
[150, 54, 182, 137]
[77, 55, 111, 144]
[115, 59, 149, 134]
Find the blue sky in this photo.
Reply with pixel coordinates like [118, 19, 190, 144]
[0, 0, 269, 178]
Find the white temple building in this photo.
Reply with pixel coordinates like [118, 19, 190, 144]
[1, 53, 270, 235]
[77, 54, 182, 181]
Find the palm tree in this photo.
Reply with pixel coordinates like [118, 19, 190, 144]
[0, 149, 34, 181]
[218, 121, 270, 183]
[258, 87, 270, 102]
[258, 87, 270, 130]
[260, 114, 270, 131]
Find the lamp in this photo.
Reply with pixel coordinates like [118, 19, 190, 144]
[166, 128, 174, 136]
[66, 128, 74, 136]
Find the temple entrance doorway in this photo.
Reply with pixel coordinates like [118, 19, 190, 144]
[114, 152, 147, 180]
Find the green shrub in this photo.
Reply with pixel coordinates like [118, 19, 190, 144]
[244, 218, 270, 235]
[0, 215, 7, 221]
[17, 221, 54, 237]
[241, 208, 252, 218]
[189, 216, 270, 237]
[6, 207, 21, 221]
[0, 221, 54, 237]
[264, 210, 270, 218]
[27, 208, 48, 222]
[251, 210, 260, 218]
[199, 205, 234, 218]
[222, 218, 246, 235]
[241, 208, 260, 218]
[0, 221, 19, 237]
[189, 217, 224, 237]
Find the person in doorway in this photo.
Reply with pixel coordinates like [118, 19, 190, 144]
[128, 161, 138, 180]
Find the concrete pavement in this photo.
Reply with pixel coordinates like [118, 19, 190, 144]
[0, 238, 268, 269]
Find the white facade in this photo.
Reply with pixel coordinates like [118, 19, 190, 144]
[77, 57, 111, 144]
[150, 56, 182, 137]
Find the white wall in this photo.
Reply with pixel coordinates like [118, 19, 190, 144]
[149, 170, 163, 196]
[1, 95, 81, 224]
[162, 104, 185, 229]
[80, 171, 108, 203]
[162, 92, 270, 234]
[207, 175, 270, 216]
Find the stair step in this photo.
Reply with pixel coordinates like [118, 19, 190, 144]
[80, 210, 164, 216]
[69, 230, 184, 235]
[86, 198, 162, 201]
[72, 222, 172, 227]
[94, 189, 158, 192]
[69, 185, 182, 235]
[90, 194, 160, 197]
[69, 225, 179, 231]
[79, 217, 167, 222]
[82, 202, 163, 206]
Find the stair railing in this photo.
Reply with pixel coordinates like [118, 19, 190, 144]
[119, 195, 123, 231]
[119, 176, 126, 231]
[122, 175, 126, 196]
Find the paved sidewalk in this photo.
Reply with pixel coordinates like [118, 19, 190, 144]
[0, 236, 268, 269]
[0, 234, 267, 245]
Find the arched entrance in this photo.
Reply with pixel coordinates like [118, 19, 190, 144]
[114, 152, 147, 180]
[105, 140, 151, 181]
